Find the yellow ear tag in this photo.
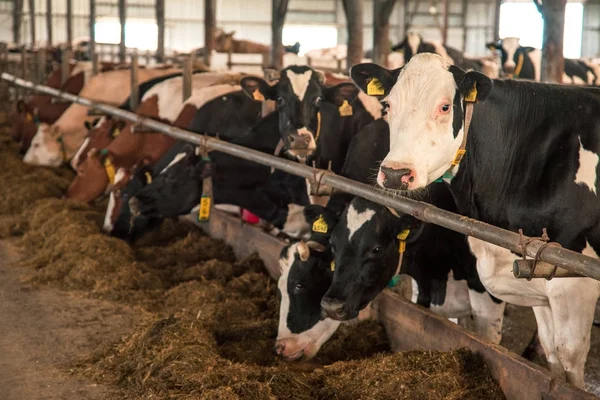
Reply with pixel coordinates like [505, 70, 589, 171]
[397, 229, 410, 254]
[112, 128, 120, 138]
[451, 149, 467, 166]
[198, 195, 211, 222]
[330, 260, 335, 272]
[104, 158, 116, 185]
[144, 171, 152, 184]
[338, 100, 353, 117]
[366, 78, 385, 96]
[253, 90, 265, 102]
[464, 83, 477, 103]
[26, 113, 33, 122]
[312, 215, 328, 234]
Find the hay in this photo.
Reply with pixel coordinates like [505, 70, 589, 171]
[0, 124, 505, 399]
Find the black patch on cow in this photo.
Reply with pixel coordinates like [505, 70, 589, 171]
[285, 247, 334, 334]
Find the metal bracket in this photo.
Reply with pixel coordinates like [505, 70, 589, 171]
[309, 161, 335, 197]
[513, 229, 578, 280]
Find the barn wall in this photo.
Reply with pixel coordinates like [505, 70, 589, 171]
[0, 0, 595, 60]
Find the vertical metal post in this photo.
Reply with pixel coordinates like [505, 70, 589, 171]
[28, 0, 35, 48]
[66, 0, 72, 48]
[36, 49, 46, 83]
[19, 46, 26, 98]
[91, 52, 99, 76]
[89, 0, 96, 67]
[60, 46, 70, 86]
[118, 0, 126, 63]
[46, 0, 52, 46]
[442, 0, 449, 45]
[156, 0, 165, 63]
[493, 0, 502, 41]
[129, 51, 139, 110]
[182, 55, 192, 102]
[13, 0, 24, 44]
[145, 49, 151, 65]
[461, 0, 468, 51]
[203, 0, 216, 67]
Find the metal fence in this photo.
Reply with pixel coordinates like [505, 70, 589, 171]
[3, 71, 600, 282]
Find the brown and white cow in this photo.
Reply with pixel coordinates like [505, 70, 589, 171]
[23, 67, 180, 167]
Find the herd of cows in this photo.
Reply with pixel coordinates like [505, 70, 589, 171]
[8, 33, 600, 390]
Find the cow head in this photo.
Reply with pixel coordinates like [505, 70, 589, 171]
[214, 30, 235, 52]
[350, 54, 492, 191]
[486, 37, 529, 75]
[392, 31, 434, 63]
[103, 166, 137, 234]
[23, 123, 66, 167]
[240, 66, 359, 158]
[275, 241, 338, 360]
[71, 117, 124, 169]
[10, 101, 40, 152]
[65, 148, 113, 203]
[321, 197, 421, 320]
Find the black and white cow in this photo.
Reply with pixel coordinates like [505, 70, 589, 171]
[487, 37, 598, 84]
[319, 186, 504, 344]
[350, 53, 600, 387]
[120, 111, 311, 240]
[239, 66, 383, 173]
[392, 31, 497, 77]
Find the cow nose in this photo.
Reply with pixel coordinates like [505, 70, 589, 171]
[503, 63, 515, 74]
[274, 342, 285, 355]
[380, 167, 415, 190]
[321, 297, 346, 320]
[288, 133, 310, 149]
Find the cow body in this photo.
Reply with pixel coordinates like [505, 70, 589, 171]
[23, 68, 180, 166]
[351, 53, 600, 387]
[488, 37, 598, 84]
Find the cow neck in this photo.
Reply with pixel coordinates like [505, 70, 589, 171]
[435, 101, 474, 183]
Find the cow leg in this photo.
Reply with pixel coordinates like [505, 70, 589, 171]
[532, 305, 565, 379]
[547, 278, 599, 388]
[467, 289, 505, 344]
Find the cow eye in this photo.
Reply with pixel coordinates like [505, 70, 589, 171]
[440, 104, 451, 113]
[314, 97, 322, 107]
[294, 283, 305, 291]
[371, 246, 383, 255]
[276, 97, 284, 106]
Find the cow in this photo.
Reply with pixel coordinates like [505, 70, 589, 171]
[70, 71, 190, 169]
[487, 37, 598, 84]
[23, 67, 181, 167]
[66, 79, 242, 203]
[214, 29, 300, 55]
[115, 111, 310, 241]
[350, 52, 600, 387]
[392, 31, 497, 77]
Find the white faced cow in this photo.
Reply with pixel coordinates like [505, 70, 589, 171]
[350, 52, 600, 388]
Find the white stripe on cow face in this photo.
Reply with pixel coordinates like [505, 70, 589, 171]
[103, 192, 116, 233]
[346, 204, 375, 241]
[277, 243, 296, 339]
[286, 69, 312, 101]
[71, 137, 90, 170]
[575, 137, 598, 195]
[160, 152, 187, 174]
[500, 37, 520, 71]
[378, 53, 463, 190]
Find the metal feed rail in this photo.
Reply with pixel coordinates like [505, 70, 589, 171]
[4, 71, 600, 282]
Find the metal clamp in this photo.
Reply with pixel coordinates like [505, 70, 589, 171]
[514, 228, 567, 280]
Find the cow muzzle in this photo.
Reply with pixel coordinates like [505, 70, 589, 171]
[378, 166, 416, 190]
[274, 338, 307, 361]
[321, 297, 351, 321]
[286, 129, 316, 155]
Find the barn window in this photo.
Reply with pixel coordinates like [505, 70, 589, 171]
[282, 25, 337, 56]
[94, 18, 158, 51]
[499, 2, 584, 59]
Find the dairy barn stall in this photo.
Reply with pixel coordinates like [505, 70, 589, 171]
[2, 0, 600, 399]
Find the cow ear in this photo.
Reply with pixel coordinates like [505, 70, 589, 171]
[486, 41, 500, 51]
[323, 82, 359, 107]
[520, 46, 536, 54]
[297, 241, 311, 262]
[240, 76, 275, 101]
[457, 71, 493, 103]
[350, 63, 401, 99]
[303, 204, 327, 225]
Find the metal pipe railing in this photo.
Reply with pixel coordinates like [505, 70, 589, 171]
[4, 71, 600, 281]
